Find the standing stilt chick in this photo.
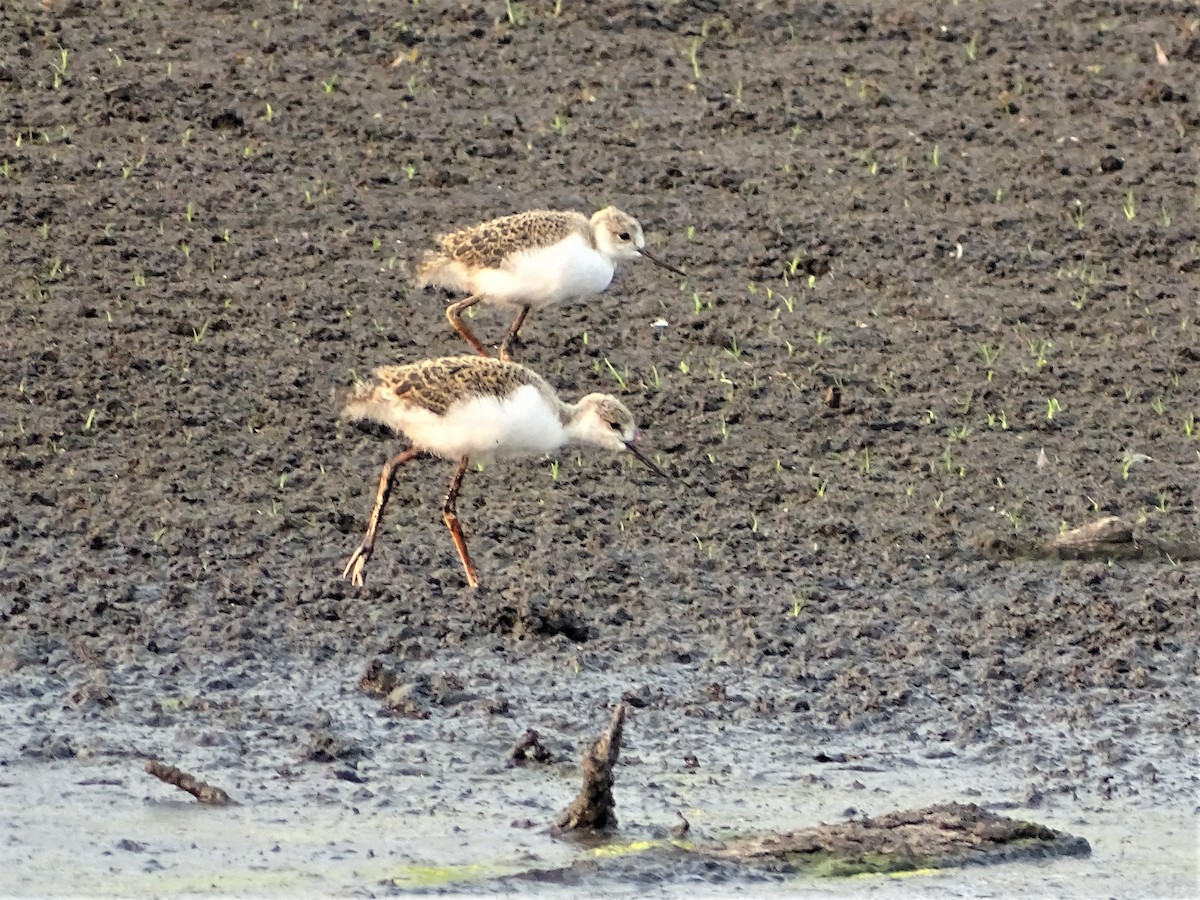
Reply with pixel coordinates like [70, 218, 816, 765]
[340, 355, 666, 588]
[414, 207, 683, 361]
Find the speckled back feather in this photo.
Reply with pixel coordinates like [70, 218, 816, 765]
[414, 210, 594, 287]
[345, 355, 558, 419]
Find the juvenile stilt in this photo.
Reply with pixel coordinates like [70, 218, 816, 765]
[414, 207, 683, 359]
[340, 356, 666, 588]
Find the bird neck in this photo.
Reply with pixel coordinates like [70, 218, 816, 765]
[558, 398, 593, 442]
[543, 389, 576, 429]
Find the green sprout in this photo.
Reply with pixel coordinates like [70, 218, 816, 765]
[965, 32, 979, 63]
[504, 0, 528, 26]
[687, 36, 703, 79]
[1122, 189, 1136, 221]
[50, 48, 69, 89]
[978, 342, 1001, 380]
[1120, 451, 1151, 480]
[1028, 338, 1053, 368]
[1070, 200, 1086, 230]
[602, 358, 628, 391]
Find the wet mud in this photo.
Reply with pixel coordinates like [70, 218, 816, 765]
[1, 0, 1197, 896]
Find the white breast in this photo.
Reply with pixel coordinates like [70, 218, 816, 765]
[390, 385, 568, 461]
[473, 232, 615, 308]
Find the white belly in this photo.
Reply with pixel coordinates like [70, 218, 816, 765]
[391, 385, 568, 461]
[474, 233, 615, 309]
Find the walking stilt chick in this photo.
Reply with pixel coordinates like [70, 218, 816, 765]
[415, 207, 683, 361]
[341, 355, 666, 588]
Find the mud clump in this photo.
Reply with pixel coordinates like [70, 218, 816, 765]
[505, 804, 1090, 888]
[705, 802, 1091, 876]
[507, 728, 553, 767]
[554, 703, 628, 832]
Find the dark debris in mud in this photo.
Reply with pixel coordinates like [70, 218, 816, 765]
[299, 712, 369, 765]
[973, 514, 1200, 563]
[507, 728, 553, 768]
[706, 802, 1091, 876]
[497, 804, 1090, 889]
[144, 759, 233, 806]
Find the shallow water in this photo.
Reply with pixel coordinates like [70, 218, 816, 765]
[3, 656, 1195, 897]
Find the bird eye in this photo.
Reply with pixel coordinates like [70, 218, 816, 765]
[618, 232, 631, 241]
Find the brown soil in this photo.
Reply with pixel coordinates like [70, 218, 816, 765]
[1, 0, 1197, 895]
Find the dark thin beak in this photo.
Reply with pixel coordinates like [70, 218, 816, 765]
[639, 248, 685, 277]
[624, 440, 668, 477]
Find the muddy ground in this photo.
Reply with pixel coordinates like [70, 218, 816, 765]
[1, 0, 1197, 895]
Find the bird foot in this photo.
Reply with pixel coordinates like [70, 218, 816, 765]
[342, 544, 371, 586]
[498, 335, 525, 363]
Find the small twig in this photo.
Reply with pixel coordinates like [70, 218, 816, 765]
[144, 760, 233, 805]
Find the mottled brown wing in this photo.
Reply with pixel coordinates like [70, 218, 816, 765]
[375, 357, 550, 416]
[437, 210, 590, 269]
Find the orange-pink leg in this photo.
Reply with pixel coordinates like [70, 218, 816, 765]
[446, 295, 491, 358]
[440, 456, 478, 588]
[342, 446, 422, 586]
[498, 305, 531, 363]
